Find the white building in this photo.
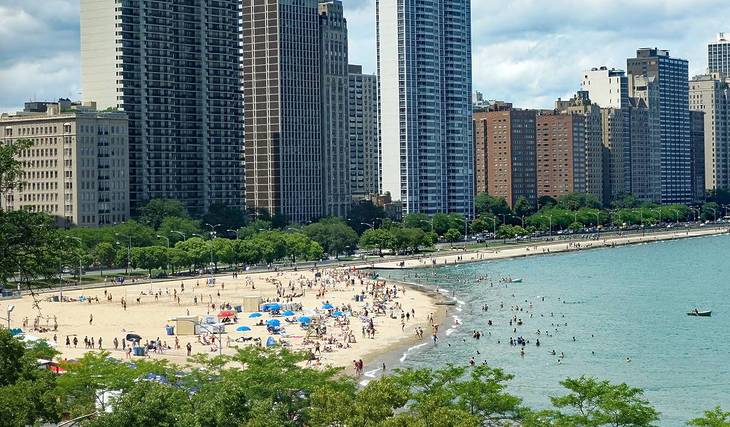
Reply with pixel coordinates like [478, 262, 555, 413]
[1, 102, 130, 227]
[709, 33, 730, 76]
[377, 0, 474, 217]
[581, 67, 629, 109]
[689, 73, 730, 191]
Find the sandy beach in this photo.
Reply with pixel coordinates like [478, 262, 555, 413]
[10, 267, 443, 372]
[7, 226, 726, 372]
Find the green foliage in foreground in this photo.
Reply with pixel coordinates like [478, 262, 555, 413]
[1, 327, 727, 427]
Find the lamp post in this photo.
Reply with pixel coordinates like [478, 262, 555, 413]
[226, 229, 241, 239]
[67, 236, 83, 285]
[115, 233, 132, 274]
[157, 235, 171, 272]
[485, 217, 497, 241]
[547, 215, 553, 237]
[709, 207, 718, 222]
[593, 212, 601, 228]
[171, 230, 187, 242]
[193, 232, 216, 284]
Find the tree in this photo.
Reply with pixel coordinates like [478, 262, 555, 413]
[87, 381, 190, 427]
[202, 203, 248, 231]
[303, 218, 358, 258]
[130, 246, 168, 275]
[167, 247, 191, 273]
[403, 213, 432, 232]
[433, 213, 465, 236]
[212, 238, 236, 268]
[701, 202, 720, 221]
[175, 237, 210, 269]
[444, 228, 463, 245]
[688, 407, 730, 427]
[284, 233, 313, 263]
[92, 242, 117, 275]
[136, 198, 189, 229]
[347, 200, 386, 235]
[538, 195, 557, 210]
[475, 192, 511, 217]
[0, 327, 25, 387]
[514, 196, 534, 218]
[157, 216, 202, 244]
[0, 139, 32, 199]
[359, 228, 395, 256]
[535, 376, 660, 427]
[556, 193, 602, 211]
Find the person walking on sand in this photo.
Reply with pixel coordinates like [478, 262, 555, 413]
[186, 342, 192, 356]
[89, 314, 93, 325]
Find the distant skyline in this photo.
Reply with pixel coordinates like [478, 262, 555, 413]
[1, 0, 729, 112]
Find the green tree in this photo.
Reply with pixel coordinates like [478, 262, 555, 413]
[157, 216, 202, 244]
[534, 376, 659, 427]
[136, 198, 189, 229]
[556, 193, 602, 211]
[92, 242, 117, 275]
[347, 200, 386, 235]
[514, 196, 534, 217]
[538, 195, 557, 210]
[444, 228, 463, 245]
[688, 407, 730, 427]
[0, 139, 32, 199]
[202, 202, 248, 231]
[212, 238, 236, 268]
[175, 237, 210, 269]
[167, 247, 191, 273]
[475, 192, 511, 216]
[284, 233, 313, 263]
[303, 218, 358, 258]
[403, 213, 433, 232]
[433, 213, 465, 236]
[359, 228, 395, 256]
[87, 381, 190, 427]
[130, 246, 168, 275]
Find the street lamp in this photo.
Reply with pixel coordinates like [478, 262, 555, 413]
[510, 214, 526, 228]
[484, 217, 497, 240]
[547, 215, 553, 237]
[156, 235, 170, 248]
[115, 233, 132, 274]
[193, 233, 216, 284]
[171, 230, 187, 241]
[66, 236, 83, 285]
[226, 229, 241, 239]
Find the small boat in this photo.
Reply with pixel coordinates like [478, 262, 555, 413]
[509, 278, 523, 283]
[687, 310, 712, 317]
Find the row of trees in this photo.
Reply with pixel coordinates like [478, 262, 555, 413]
[1, 328, 728, 427]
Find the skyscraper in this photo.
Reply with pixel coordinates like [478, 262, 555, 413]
[689, 73, 730, 191]
[484, 108, 537, 208]
[319, 2, 351, 217]
[708, 33, 730, 75]
[628, 78, 662, 203]
[241, 0, 323, 223]
[80, 0, 244, 215]
[535, 113, 586, 199]
[627, 48, 691, 204]
[377, 0, 474, 217]
[348, 65, 379, 200]
[581, 67, 630, 109]
[690, 110, 707, 202]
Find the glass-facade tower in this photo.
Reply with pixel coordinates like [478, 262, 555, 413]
[376, 0, 474, 217]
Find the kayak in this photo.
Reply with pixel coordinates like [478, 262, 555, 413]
[687, 311, 712, 317]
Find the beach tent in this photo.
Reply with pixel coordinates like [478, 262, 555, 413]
[242, 296, 261, 313]
[170, 316, 198, 336]
[266, 336, 277, 347]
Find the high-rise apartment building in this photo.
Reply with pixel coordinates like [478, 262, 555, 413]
[691, 110, 707, 202]
[555, 92, 604, 203]
[484, 109, 537, 208]
[709, 33, 730, 75]
[535, 113, 586, 199]
[599, 108, 628, 203]
[242, 0, 322, 222]
[80, 0, 244, 215]
[689, 73, 730, 191]
[0, 102, 130, 227]
[377, 0, 474, 216]
[348, 65, 379, 200]
[319, 2, 350, 217]
[581, 67, 630, 109]
[627, 48, 691, 204]
[627, 89, 662, 203]
[474, 112, 490, 195]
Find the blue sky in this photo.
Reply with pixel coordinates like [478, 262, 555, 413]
[1, 0, 729, 112]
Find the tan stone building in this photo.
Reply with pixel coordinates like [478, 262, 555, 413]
[0, 102, 130, 227]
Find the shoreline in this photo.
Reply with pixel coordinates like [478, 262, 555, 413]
[357, 226, 729, 379]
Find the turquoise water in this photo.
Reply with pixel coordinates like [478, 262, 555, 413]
[380, 235, 730, 426]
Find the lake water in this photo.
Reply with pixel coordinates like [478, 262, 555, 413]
[378, 234, 730, 426]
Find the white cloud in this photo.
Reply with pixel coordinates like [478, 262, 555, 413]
[0, 0, 728, 112]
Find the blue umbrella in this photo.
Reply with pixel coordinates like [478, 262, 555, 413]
[332, 311, 345, 317]
[266, 336, 277, 347]
[298, 316, 311, 324]
[236, 326, 251, 332]
[282, 310, 296, 316]
[266, 319, 281, 327]
[322, 303, 334, 310]
[248, 312, 262, 318]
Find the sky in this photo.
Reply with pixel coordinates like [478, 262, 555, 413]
[1, 0, 729, 113]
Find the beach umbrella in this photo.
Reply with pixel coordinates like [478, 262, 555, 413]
[322, 303, 334, 310]
[268, 303, 281, 311]
[282, 310, 296, 316]
[125, 333, 142, 342]
[266, 319, 281, 327]
[298, 316, 311, 324]
[235, 326, 251, 332]
[266, 336, 277, 347]
[248, 312, 262, 318]
[217, 310, 236, 318]
[332, 311, 345, 317]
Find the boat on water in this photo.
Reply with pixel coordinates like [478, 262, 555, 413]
[509, 278, 523, 283]
[687, 310, 712, 317]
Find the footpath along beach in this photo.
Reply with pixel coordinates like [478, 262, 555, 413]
[9, 226, 727, 376]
